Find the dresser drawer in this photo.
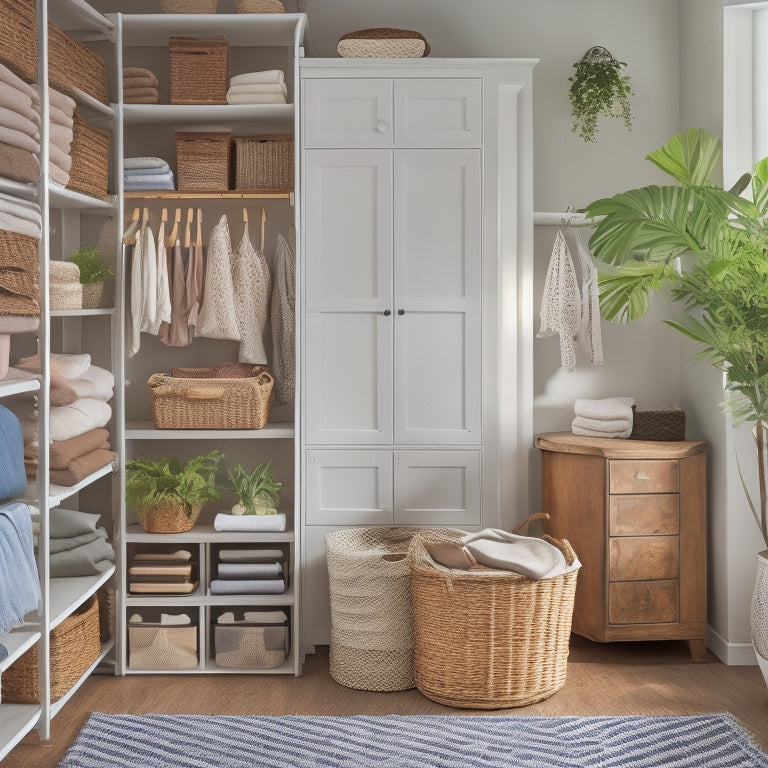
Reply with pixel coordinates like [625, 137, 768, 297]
[609, 494, 679, 536]
[609, 581, 679, 624]
[609, 536, 679, 581]
[609, 459, 679, 494]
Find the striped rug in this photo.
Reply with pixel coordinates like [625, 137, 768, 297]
[58, 712, 768, 768]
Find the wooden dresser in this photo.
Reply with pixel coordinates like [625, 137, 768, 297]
[535, 432, 708, 660]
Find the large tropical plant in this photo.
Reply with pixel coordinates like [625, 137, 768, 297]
[583, 128, 768, 548]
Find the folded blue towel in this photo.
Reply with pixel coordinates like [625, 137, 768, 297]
[0, 502, 41, 635]
[0, 404, 26, 504]
[123, 166, 171, 178]
[124, 175, 175, 191]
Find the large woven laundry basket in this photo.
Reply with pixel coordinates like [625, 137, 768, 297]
[325, 526, 464, 692]
[410, 527, 579, 709]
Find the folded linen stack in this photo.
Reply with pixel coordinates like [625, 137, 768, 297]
[41, 86, 76, 187]
[124, 156, 175, 191]
[128, 548, 197, 594]
[49, 260, 82, 310]
[226, 70, 287, 105]
[571, 396, 635, 439]
[123, 67, 160, 105]
[0, 63, 40, 184]
[210, 547, 286, 595]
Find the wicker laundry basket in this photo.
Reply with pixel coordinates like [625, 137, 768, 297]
[169, 37, 230, 105]
[234, 135, 293, 191]
[410, 528, 579, 709]
[325, 527, 464, 692]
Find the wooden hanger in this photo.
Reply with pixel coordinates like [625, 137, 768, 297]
[184, 207, 193, 248]
[260, 207, 266, 254]
[161, 207, 168, 224]
[166, 208, 181, 247]
[195, 208, 203, 247]
[141, 207, 149, 233]
[121, 207, 141, 245]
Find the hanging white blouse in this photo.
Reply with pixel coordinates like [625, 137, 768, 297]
[148, 218, 172, 336]
[128, 231, 143, 357]
[139, 222, 157, 335]
[270, 230, 295, 403]
[197, 214, 241, 341]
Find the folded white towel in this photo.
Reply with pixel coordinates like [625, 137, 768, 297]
[213, 512, 286, 532]
[0, 192, 41, 225]
[226, 93, 287, 105]
[68, 364, 115, 402]
[572, 424, 631, 439]
[230, 70, 284, 86]
[574, 397, 634, 421]
[160, 613, 191, 625]
[227, 83, 287, 97]
[0, 211, 41, 239]
[218, 548, 284, 563]
[571, 416, 632, 433]
[124, 156, 170, 171]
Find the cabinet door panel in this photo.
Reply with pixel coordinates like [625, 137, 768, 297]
[394, 450, 481, 526]
[306, 450, 393, 525]
[303, 78, 393, 148]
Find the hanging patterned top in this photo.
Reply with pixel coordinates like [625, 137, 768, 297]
[270, 230, 295, 403]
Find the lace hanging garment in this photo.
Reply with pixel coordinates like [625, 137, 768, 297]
[572, 226, 604, 366]
[270, 231, 296, 403]
[537, 229, 581, 372]
[148, 219, 172, 336]
[232, 222, 270, 364]
[197, 214, 240, 341]
[128, 234, 143, 357]
[139, 222, 158, 335]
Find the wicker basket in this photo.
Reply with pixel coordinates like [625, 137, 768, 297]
[0, 0, 37, 85]
[97, 582, 115, 642]
[129, 621, 198, 670]
[81, 281, 106, 309]
[326, 527, 465, 692]
[0, 229, 39, 317]
[169, 37, 230, 105]
[176, 132, 231, 191]
[2, 595, 100, 703]
[147, 370, 273, 430]
[337, 28, 431, 58]
[67, 111, 110, 200]
[136, 500, 204, 534]
[234, 135, 293, 191]
[630, 407, 686, 442]
[159, 0, 217, 11]
[410, 530, 579, 709]
[235, 0, 285, 11]
[48, 22, 109, 105]
[214, 622, 289, 668]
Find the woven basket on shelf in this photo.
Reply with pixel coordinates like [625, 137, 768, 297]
[129, 621, 198, 670]
[235, 0, 285, 12]
[410, 523, 579, 709]
[97, 582, 115, 642]
[159, 0, 217, 11]
[147, 370, 273, 430]
[337, 28, 431, 58]
[81, 281, 107, 309]
[67, 111, 110, 200]
[234, 135, 293, 191]
[136, 500, 203, 534]
[48, 22, 109, 105]
[176, 132, 231, 191]
[0, 0, 37, 84]
[169, 36, 230, 105]
[2, 595, 100, 703]
[0, 229, 39, 317]
[630, 407, 686, 442]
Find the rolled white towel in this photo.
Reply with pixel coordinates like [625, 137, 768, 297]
[213, 512, 286, 532]
[128, 613, 143, 623]
[571, 416, 632, 434]
[574, 397, 634, 422]
[230, 70, 284, 86]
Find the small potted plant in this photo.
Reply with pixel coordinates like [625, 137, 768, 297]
[227, 460, 282, 516]
[568, 45, 633, 143]
[67, 244, 114, 309]
[126, 450, 224, 533]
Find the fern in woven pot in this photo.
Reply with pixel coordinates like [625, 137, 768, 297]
[126, 450, 224, 533]
[67, 244, 114, 309]
[583, 128, 768, 682]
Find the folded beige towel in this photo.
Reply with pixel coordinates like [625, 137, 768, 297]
[0, 63, 37, 102]
[123, 86, 160, 99]
[0, 88, 35, 122]
[49, 104, 74, 129]
[51, 433, 110, 470]
[0, 142, 39, 183]
[49, 162, 70, 187]
[123, 75, 160, 89]
[226, 93, 286, 105]
[123, 93, 160, 105]
[230, 70, 284, 86]
[0, 126, 39, 154]
[49, 447, 115, 487]
[34, 85, 75, 118]
[49, 142, 72, 173]
[49, 123, 73, 153]
[227, 83, 287, 97]
[0, 211, 41, 238]
[123, 66, 159, 82]
[0, 107, 39, 140]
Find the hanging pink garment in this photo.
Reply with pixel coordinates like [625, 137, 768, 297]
[158, 240, 190, 347]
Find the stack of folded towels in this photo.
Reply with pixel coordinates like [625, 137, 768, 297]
[226, 70, 287, 105]
[31, 507, 115, 578]
[210, 547, 286, 595]
[49, 261, 82, 310]
[0, 63, 41, 184]
[123, 67, 160, 105]
[124, 156, 175, 191]
[42, 86, 76, 188]
[128, 548, 197, 594]
[8, 352, 115, 485]
[571, 396, 634, 439]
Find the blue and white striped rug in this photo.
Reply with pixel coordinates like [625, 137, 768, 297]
[58, 712, 768, 768]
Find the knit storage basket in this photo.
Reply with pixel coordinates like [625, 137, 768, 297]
[235, 0, 285, 12]
[0, 0, 37, 85]
[169, 37, 230, 105]
[128, 622, 198, 670]
[176, 132, 231, 191]
[67, 111, 111, 199]
[214, 622, 289, 668]
[234, 135, 294, 191]
[630, 407, 686, 442]
[0, 230, 39, 317]
[81, 281, 107, 309]
[410, 533, 579, 709]
[337, 28, 431, 58]
[326, 527, 465, 692]
[159, 0, 217, 11]
[48, 22, 109, 105]
[136, 500, 203, 534]
[147, 370, 273, 430]
[2, 595, 100, 703]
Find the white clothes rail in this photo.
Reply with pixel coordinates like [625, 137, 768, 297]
[533, 211, 590, 226]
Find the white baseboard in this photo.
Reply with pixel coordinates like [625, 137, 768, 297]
[707, 625, 758, 665]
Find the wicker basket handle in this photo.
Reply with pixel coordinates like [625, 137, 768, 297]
[542, 534, 578, 566]
[186, 386, 226, 400]
[511, 511, 549, 535]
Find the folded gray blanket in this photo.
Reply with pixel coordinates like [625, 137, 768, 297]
[210, 579, 286, 595]
[217, 562, 282, 580]
[0, 502, 40, 634]
[124, 176, 175, 191]
[49, 527, 108, 554]
[49, 536, 115, 578]
[49, 507, 101, 539]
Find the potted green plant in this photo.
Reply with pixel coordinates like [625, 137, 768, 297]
[227, 460, 281, 516]
[569, 45, 633, 143]
[126, 450, 224, 533]
[67, 244, 114, 309]
[582, 128, 768, 681]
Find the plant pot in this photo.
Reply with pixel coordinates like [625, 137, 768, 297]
[751, 550, 768, 687]
[137, 501, 203, 533]
[81, 281, 106, 309]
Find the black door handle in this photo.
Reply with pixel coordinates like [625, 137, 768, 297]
[397, 309, 405, 316]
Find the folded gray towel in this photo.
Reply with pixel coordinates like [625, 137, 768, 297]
[49, 537, 115, 578]
[48, 507, 101, 539]
[210, 579, 286, 595]
[124, 176, 175, 191]
[49, 527, 108, 554]
[217, 562, 282, 580]
[124, 156, 170, 170]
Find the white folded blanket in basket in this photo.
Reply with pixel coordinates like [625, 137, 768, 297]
[213, 513, 286, 532]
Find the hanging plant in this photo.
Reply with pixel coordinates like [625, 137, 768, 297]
[568, 46, 633, 143]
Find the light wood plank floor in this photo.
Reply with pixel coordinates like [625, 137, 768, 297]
[5, 637, 768, 767]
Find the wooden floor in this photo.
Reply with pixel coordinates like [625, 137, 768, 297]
[5, 637, 768, 767]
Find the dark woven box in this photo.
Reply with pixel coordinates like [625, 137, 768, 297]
[630, 407, 686, 442]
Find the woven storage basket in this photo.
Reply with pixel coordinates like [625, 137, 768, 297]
[2, 595, 100, 703]
[0, 229, 39, 317]
[214, 622, 288, 668]
[337, 28, 431, 58]
[410, 524, 579, 709]
[169, 37, 230, 105]
[147, 370, 273, 429]
[48, 23, 109, 105]
[129, 622, 198, 670]
[97, 582, 115, 642]
[0, 0, 37, 84]
[176, 132, 231, 191]
[630, 407, 686, 442]
[235, 0, 285, 11]
[326, 527, 465, 692]
[81, 281, 107, 309]
[234, 135, 294, 191]
[67, 111, 110, 199]
[159, 0, 217, 11]
[136, 500, 203, 534]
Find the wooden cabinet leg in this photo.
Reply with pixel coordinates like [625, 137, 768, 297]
[687, 638, 708, 662]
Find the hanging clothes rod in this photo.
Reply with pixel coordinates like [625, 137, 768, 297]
[533, 211, 592, 226]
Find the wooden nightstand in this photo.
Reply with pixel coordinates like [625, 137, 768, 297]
[535, 432, 708, 660]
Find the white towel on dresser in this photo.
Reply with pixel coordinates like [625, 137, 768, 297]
[574, 397, 634, 422]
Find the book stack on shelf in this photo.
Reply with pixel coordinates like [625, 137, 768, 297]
[128, 549, 197, 594]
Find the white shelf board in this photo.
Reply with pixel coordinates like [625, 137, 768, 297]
[125, 585, 295, 608]
[48, 0, 115, 39]
[49, 185, 117, 212]
[125, 522, 295, 543]
[0, 177, 37, 202]
[0, 705, 41, 762]
[49, 566, 116, 631]
[0, 378, 40, 399]
[24, 460, 116, 508]
[50, 638, 115, 719]
[50, 308, 115, 318]
[0, 631, 41, 674]
[120, 13, 305, 48]
[125, 421, 294, 440]
[123, 103, 294, 130]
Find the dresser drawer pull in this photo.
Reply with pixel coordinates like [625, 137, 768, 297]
[636, 472, 651, 481]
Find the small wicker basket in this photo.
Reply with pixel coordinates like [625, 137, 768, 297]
[630, 407, 686, 442]
[0, 229, 39, 317]
[81, 281, 107, 309]
[129, 621, 198, 670]
[136, 500, 204, 534]
[67, 111, 110, 200]
[159, 0, 217, 11]
[337, 28, 431, 58]
[235, 0, 285, 11]
[169, 36, 230, 105]
[2, 595, 101, 703]
[176, 132, 232, 191]
[147, 370, 273, 430]
[234, 135, 294, 191]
